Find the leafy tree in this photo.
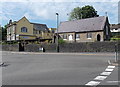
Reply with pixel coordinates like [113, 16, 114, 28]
[0, 26, 2, 41]
[2, 25, 7, 41]
[69, 5, 99, 21]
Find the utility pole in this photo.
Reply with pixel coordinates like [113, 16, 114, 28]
[56, 13, 59, 52]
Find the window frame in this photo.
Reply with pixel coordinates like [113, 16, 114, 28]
[63, 34, 67, 40]
[68, 34, 73, 41]
[76, 34, 80, 40]
[87, 33, 92, 39]
[21, 27, 28, 33]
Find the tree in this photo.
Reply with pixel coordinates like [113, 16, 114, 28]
[2, 25, 7, 41]
[69, 5, 99, 21]
[0, 26, 2, 41]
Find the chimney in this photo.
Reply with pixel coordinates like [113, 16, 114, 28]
[9, 20, 12, 25]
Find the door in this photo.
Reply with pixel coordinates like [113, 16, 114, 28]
[97, 34, 101, 41]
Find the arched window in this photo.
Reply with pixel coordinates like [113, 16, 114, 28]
[21, 27, 27, 33]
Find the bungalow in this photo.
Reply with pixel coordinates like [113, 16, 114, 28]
[110, 24, 120, 37]
[58, 16, 111, 42]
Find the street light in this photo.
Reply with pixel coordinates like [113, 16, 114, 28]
[56, 13, 59, 52]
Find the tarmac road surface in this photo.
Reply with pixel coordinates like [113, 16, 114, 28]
[1, 51, 119, 86]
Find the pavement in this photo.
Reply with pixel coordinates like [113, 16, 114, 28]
[1, 51, 119, 86]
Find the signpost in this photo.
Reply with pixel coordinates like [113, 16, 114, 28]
[115, 44, 118, 62]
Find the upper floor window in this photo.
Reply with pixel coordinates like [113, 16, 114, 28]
[21, 27, 27, 33]
[7, 27, 11, 34]
[87, 33, 92, 39]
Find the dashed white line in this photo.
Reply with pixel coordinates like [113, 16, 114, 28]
[107, 81, 120, 83]
[107, 66, 115, 69]
[85, 65, 115, 86]
[100, 72, 111, 76]
[105, 68, 114, 72]
[94, 76, 107, 81]
[85, 81, 100, 86]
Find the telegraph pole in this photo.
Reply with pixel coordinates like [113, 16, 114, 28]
[56, 13, 59, 52]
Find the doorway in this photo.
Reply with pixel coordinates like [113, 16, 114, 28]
[19, 43, 24, 51]
[97, 34, 101, 41]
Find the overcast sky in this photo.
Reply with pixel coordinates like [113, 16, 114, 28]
[0, 0, 119, 28]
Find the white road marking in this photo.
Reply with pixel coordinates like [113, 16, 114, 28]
[100, 72, 111, 76]
[107, 81, 120, 83]
[108, 60, 111, 65]
[85, 81, 100, 86]
[107, 66, 115, 69]
[105, 68, 114, 72]
[85, 64, 116, 86]
[94, 76, 107, 81]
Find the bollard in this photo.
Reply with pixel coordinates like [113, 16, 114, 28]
[39, 47, 45, 52]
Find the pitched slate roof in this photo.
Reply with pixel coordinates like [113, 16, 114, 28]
[58, 16, 107, 33]
[31, 23, 48, 31]
[110, 24, 120, 29]
[7, 17, 48, 31]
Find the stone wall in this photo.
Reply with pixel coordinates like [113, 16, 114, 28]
[2, 44, 19, 51]
[24, 43, 57, 52]
[59, 42, 118, 52]
[24, 41, 118, 52]
[1, 41, 119, 52]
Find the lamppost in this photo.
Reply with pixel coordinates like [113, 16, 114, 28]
[56, 13, 59, 52]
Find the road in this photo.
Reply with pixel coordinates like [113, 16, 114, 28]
[1, 51, 119, 86]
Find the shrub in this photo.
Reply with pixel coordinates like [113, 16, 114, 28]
[58, 39, 66, 44]
[110, 38, 120, 41]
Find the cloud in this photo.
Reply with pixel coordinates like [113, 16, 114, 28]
[1, 1, 118, 27]
[29, 2, 70, 20]
[28, 2, 118, 22]
[1, 0, 119, 2]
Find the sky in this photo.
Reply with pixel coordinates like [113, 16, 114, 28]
[0, 0, 119, 28]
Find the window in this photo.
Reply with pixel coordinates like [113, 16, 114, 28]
[87, 33, 92, 39]
[7, 28, 10, 34]
[33, 30, 36, 34]
[68, 34, 73, 41]
[39, 31, 41, 34]
[76, 34, 80, 40]
[106, 25, 109, 35]
[36, 30, 37, 34]
[21, 27, 27, 33]
[12, 25, 15, 33]
[63, 34, 67, 39]
[60, 35, 64, 38]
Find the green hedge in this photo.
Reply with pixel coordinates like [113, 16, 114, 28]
[111, 38, 120, 41]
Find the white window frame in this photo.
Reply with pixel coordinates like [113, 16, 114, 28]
[63, 34, 67, 40]
[76, 34, 80, 40]
[87, 33, 92, 39]
[68, 34, 73, 41]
